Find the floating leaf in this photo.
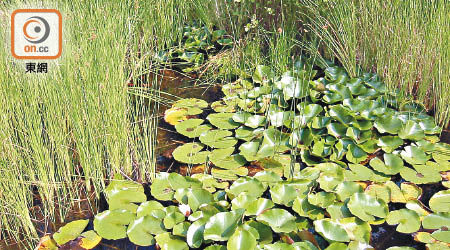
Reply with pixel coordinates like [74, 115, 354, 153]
[127, 216, 163, 246]
[207, 113, 240, 129]
[53, 219, 89, 245]
[228, 177, 266, 198]
[199, 130, 237, 148]
[94, 209, 135, 240]
[175, 119, 212, 138]
[173, 142, 209, 164]
[209, 148, 246, 170]
[374, 115, 403, 134]
[399, 120, 425, 141]
[314, 219, 350, 242]
[369, 154, 404, 175]
[386, 209, 421, 233]
[400, 145, 429, 165]
[378, 136, 404, 153]
[256, 208, 297, 233]
[429, 190, 450, 213]
[204, 209, 245, 241]
[399, 165, 441, 184]
[173, 98, 208, 115]
[155, 232, 189, 250]
[79, 230, 102, 249]
[227, 226, 258, 250]
[347, 193, 388, 222]
[106, 180, 146, 213]
[164, 107, 188, 125]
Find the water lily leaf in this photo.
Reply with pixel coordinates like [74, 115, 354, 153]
[347, 193, 388, 222]
[283, 79, 309, 100]
[53, 219, 89, 245]
[314, 219, 350, 242]
[335, 182, 363, 201]
[254, 170, 283, 184]
[270, 179, 312, 206]
[289, 128, 313, 147]
[292, 196, 325, 220]
[227, 226, 258, 250]
[207, 113, 240, 129]
[204, 245, 227, 250]
[35, 235, 58, 250]
[400, 146, 430, 165]
[191, 174, 229, 193]
[338, 217, 371, 243]
[245, 115, 266, 128]
[209, 148, 246, 170]
[105, 180, 146, 213]
[268, 110, 294, 127]
[429, 190, 450, 213]
[312, 116, 332, 129]
[327, 123, 347, 138]
[184, 188, 214, 212]
[307, 192, 336, 208]
[187, 218, 208, 248]
[253, 65, 274, 83]
[175, 119, 212, 138]
[231, 193, 255, 211]
[199, 130, 237, 148]
[228, 177, 266, 198]
[317, 163, 344, 192]
[399, 120, 425, 141]
[246, 221, 273, 244]
[257, 128, 290, 158]
[163, 210, 185, 229]
[155, 232, 189, 250]
[164, 107, 189, 125]
[327, 202, 352, 220]
[374, 115, 403, 134]
[422, 212, 450, 230]
[369, 154, 404, 175]
[346, 144, 368, 164]
[386, 247, 415, 250]
[329, 105, 356, 125]
[399, 165, 441, 184]
[386, 208, 421, 234]
[235, 126, 265, 142]
[204, 209, 245, 241]
[246, 198, 275, 216]
[78, 230, 101, 249]
[294, 104, 324, 127]
[264, 242, 296, 250]
[127, 216, 165, 246]
[211, 167, 247, 181]
[378, 136, 404, 153]
[325, 66, 348, 83]
[324, 242, 348, 250]
[232, 112, 252, 124]
[94, 209, 135, 240]
[173, 142, 209, 164]
[256, 208, 297, 233]
[211, 100, 235, 113]
[173, 222, 191, 237]
[173, 98, 208, 115]
[323, 92, 344, 104]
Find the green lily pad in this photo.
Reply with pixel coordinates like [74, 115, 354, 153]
[186, 218, 208, 248]
[314, 219, 350, 242]
[307, 192, 336, 208]
[346, 144, 368, 164]
[127, 216, 165, 246]
[173, 142, 209, 164]
[399, 165, 441, 184]
[79, 230, 102, 249]
[369, 154, 404, 175]
[253, 65, 274, 83]
[429, 190, 450, 213]
[94, 209, 135, 240]
[270, 180, 312, 206]
[136, 201, 165, 219]
[204, 209, 245, 241]
[399, 120, 425, 141]
[155, 232, 189, 250]
[105, 180, 146, 213]
[228, 177, 266, 198]
[317, 163, 344, 192]
[374, 115, 403, 134]
[207, 113, 240, 129]
[378, 136, 404, 153]
[347, 193, 388, 222]
[173, 98, 208, 115]
[211, 167, 248, 181]
[246, 198, 275, 216]
[175, 119, 212, 138]
[422, 212, 450, 230]
[292, 196, 325, 220]
[400, 145, 430, 165]
[327, 123, 347, 138]
[209, 148, 247, 170]
[187, 188, 214, 212]
[257, 127, 290, 158]
[53, 219, 89, 245]
[256, 208, 297, 233]
[289, 128, 313, 147]
[211, 100, 236, 113]
[335, 182, 363, 201]
[227, 226, 258, 250]
[199, 130, 237, 148]
[386, 209, 421, 233]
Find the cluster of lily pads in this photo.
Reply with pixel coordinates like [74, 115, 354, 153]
[42, 171, 448, 249]
[153, 23, 232, 73]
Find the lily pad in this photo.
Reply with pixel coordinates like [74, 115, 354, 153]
[207, 113, 240, 129]
[199, 130, 238, 148]
[374, 115, 403, 134]
[204, 209, 245, 241]
[209, 148, 247, 170]
[386, 209, 421, 233]
[429, 190, 450, 213]
[173, 98, 208, 115]
[369, 154, 404, 175]
[399, 165, 441, 184]
[399, 120, 425, 141]
[256, 208, 297, 233]
[227, 226, 258, 250]
[314, 219, 350, 242]
[164, 107, 189, 125]
[347, 193, 388, 222]
[127, 216, 164, 246]
[378, 136, 404, 153]
[400, 145, 430, 165]
[155, 232, 189, 250]
[173, 142, 209, 164]
[94, 209, 135, 240]
[175, 119, 212, 138]
[53, 219, 89, 245]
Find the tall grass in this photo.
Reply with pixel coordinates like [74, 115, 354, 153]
[301, 0, 450, 127]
